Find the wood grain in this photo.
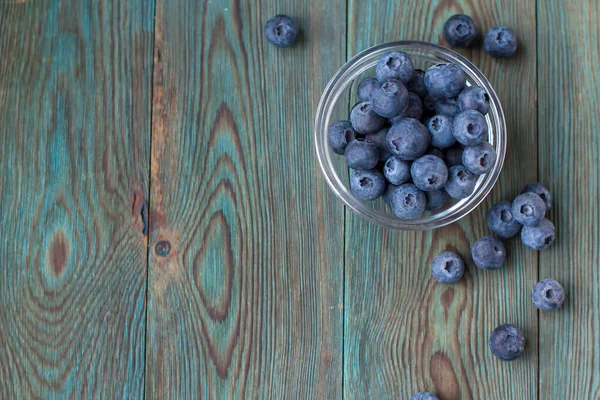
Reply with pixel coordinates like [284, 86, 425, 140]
[538, 1, 600, 397]
[144, 0, 345, 398]
[344, 1, 538, 398]
[0, 0, 154, 398]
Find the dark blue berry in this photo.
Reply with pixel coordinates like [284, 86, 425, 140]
[427, 114, 456, 149]
[371, 79, 409, 118]
[327, 120, 356, 155]
[350, 169, 386, 201]
[472, 236, 506, 270]
[458, 86, 490, 115]
[484, 26, 518, 58]
[383, 183, 398, 205]
[489, 324, 525, 361]
[358, 77, 378, 101]
[435, 98, 460, 117]
[264, 15, 299, 48]
[445, 165, 476, 199]
[383, 156, 411, 185]
[427, 147, 444, 159]
[376, 51, 414, 84]
[424, 63, 466, 99]
[365, 127, 391, 162]
[462, 142, 497, 175]
[426, 188, 449, 211]
[390, 183, 426, 219]
[344, 139, 379, 170]
[443, 14, 477, 48]
[411, 155, 448, 191]
[532, 278, 565, 311]
[521, 183, 552, 210]
[521, 218, 555, 250]
[511, 192, 546, 227]
[386, 118, 430, 161]
[422, 95, 437, 116]
[406, 69, 428, 98]
[487, 201, 522, 239]
[431, 251, 465, 284]
[410, 392, 439, 400]
[453, 109, 488, 146]
[350, 101, 385, 134]
[444, 144, 464, 167]
[389, 93, 423, 123]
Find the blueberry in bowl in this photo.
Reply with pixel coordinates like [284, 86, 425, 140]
[315, 41, 506, 230]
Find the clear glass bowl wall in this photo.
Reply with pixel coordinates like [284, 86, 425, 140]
[314, 41, 507, 230]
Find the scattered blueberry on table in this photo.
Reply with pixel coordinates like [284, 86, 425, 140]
[431, 251, 465, 284]
[489, 324, 525, 361]
[484, 26, 518, 58]
[521, 218, 556, 250]
[511, 192, 547, 227]
[532, 278, 565, 311]
[410, 392, 439, 400]
[443, 14, 477, 48]
[521, 182, 552, 210]
[471, 236, 506, 270]
[264, 15, 298, 48]
[487, 201, 522, 238]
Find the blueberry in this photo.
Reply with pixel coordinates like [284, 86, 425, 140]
[424, 63, 466, 99]
[389, 93, 423, 123]
[344, 139, 379, 170]
[458, 86, 490, 115]
[487, 201, 522, 239]
[350, 169, 386, 201]
[532, 278, 565, 311]
[471, 236, 506, 270]
[427, 147, 444, 159]
[411, 155, 448, 191]
[462, 142, 497, 175]
[406, 69, 428, 98]
[431, 251, 465, 284]
[383, 156, 411, 185]
[383, 183, 398, 204]
[484, 26, 518, 58]
[422, 95, 437, 116]
[435, 98, 460, 117]
[264, 15, 299, 48]
[427, 114, 456, 149]
[365, 127, 391, 162]
[511, 192, 546, 227]
[521, 183, 552, 210]
[371, 79, 409, 118]
[426, 188, 449, 211]
[376, 51, 414, 84]
[444, 144, 464, 167]
[453, 109, 488, 146]
[489, 324, 525, 361]
[443, 14, 477, 48]
[358, 77, 378, 101]
[445, 165, 476, 199]
[350, 101, 385, 134]
[327, 120, 356, 155]
[386, 118, 430, 161]
[390, 184, 426, 219]
[410, 392, 439, 400]
[521, 218, 555, 250]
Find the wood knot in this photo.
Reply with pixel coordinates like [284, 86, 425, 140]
[155, 240, 171, 257]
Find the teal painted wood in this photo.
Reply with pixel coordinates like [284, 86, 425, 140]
[538, 0, 600, 397]
[344, 1, 538, 398]
[0, 0, 154, 398]
[144, 0, 345, 398]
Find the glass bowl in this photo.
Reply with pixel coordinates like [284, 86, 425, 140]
[314, 41, 506, 230]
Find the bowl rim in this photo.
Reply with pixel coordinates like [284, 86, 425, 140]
[314, 40, 507, 230]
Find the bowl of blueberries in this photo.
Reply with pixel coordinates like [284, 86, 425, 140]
[314, 40, 507, 230]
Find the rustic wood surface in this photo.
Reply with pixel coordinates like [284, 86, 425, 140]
[0, 0, 598, 399]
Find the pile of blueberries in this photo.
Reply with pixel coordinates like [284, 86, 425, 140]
[328, 51, 496, 219]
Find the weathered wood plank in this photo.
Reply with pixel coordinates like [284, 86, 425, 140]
[0, 0, 154, 398]
[144, 0, 345, 398]
[344, 1, 538, 398]
[538, 1, 600, 397]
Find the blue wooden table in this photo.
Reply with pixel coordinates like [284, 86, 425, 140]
[0, 0, 598, 398]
